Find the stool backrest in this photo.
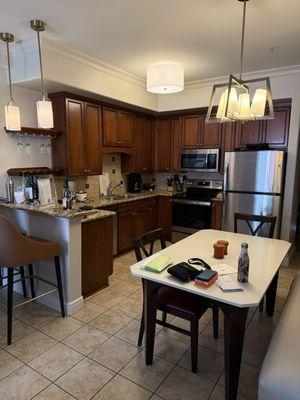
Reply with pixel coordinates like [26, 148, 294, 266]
[234, 213, 277, 238]
[132, 228, 166, 262]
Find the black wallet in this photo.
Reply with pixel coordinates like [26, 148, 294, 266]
[167, 262, 199, 282]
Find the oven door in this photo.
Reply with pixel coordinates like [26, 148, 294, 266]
[172, 199, 212, 234]
[180, 149, 219, 172]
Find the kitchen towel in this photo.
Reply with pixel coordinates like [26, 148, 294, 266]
[99, 173, 110, 197]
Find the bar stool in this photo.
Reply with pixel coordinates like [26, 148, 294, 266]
[0, 216, 65, 345]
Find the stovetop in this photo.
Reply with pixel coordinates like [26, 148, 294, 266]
[174, 179, 223, 202]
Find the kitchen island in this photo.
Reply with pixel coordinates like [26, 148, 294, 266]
[0, 201, 115, 315]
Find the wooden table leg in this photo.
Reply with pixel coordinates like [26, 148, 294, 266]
[144, 279, 159, 365]
[220, 304, 249, 400]
[266, 271, 279, 317]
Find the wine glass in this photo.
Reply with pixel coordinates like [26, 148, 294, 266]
[40, 144, 46, 154]
[25, 143, 31, 154]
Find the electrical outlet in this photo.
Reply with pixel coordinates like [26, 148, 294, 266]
[85, 183, 89, 189]
[112, 156, 115, 162]
[112, 169, 116, 174]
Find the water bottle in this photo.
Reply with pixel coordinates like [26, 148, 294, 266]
[237, 242, 249, 283]
[5, 178, 14, 203]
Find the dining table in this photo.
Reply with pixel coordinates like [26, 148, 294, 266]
[130, 229, 291, 400]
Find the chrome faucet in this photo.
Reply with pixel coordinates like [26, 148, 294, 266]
[107, 180, 124, 197]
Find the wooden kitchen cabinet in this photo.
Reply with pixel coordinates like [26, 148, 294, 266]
[235, 100, 291, 149]
[148, 197, 159, 231]
[82, 216, 113, 297]
[182, 115, 201, 147]
[202, 121, 222, 148]
[263, 102, 290, 147]
[159, 196, 172, 241]
[182, 114, 221, 148]
[118, 200, 149, 252]
[103, 107, 133, 147]
[220, 122, 236, 172]
[50, 94, 102, 176]
[155, 117, 172, 172]
[171, 116, 182, 172]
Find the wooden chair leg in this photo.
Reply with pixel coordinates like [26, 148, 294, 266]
[190, 318, 199, 373]
[213, 306, 219, 339]
[162, 311, 167, 324]
[7, 268, 14, 346]
[28, 264, 35, 298]
[54, 256, 65, 317]
[259, 297, 264, 312]
[138, 309, 145, 347]
[19, 266, 27, 298]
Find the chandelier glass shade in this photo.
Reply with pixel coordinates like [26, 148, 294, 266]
[31, 19, 54, 129]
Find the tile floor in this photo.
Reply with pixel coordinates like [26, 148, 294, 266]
[0, 246, 299, 400]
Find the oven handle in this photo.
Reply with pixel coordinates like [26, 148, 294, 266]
[172, 199, 212, 207]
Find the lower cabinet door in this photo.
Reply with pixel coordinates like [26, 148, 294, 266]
[81, 217, 113, 297]
[118, 210, 134, 252]
[134, 206, 149, 239]
[148, 198, 159, 231]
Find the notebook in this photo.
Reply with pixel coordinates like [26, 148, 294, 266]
[216, 275, 244, 292]
[143, 254, 172, 273]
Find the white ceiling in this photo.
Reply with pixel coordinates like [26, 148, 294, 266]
[1, 0, 300, 82]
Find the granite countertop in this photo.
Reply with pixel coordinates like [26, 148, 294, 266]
[0, 190, 181, 220]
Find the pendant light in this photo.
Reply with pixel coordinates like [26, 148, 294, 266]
[0, 33, 21, 131]
[206, 0, 274, 123]
[30, 19, 54, 129]
[147, 62, 184, 94]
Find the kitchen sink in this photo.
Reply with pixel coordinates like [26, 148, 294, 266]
[100, 194, 138, 201]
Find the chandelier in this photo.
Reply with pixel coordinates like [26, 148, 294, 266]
[206, 0, 274, 123]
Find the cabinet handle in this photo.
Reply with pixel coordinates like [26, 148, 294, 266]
[132, 212, 137, 216]
[142, 167, 147, 170]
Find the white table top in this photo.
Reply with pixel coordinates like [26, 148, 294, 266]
[130, 229, 291, 308]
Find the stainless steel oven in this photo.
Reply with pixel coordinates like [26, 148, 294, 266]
[171, 179, 223, 242]
[180, 149, 219, 172]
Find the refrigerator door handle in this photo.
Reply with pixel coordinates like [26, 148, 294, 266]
[223, 162, 229, 194]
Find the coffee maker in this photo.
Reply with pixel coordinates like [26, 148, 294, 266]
[127, 173, 142, 193]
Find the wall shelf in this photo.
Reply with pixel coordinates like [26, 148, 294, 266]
[7, 167, 61, 176]
[5, 126, 62, 138]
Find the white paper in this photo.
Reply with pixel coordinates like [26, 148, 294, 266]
[38, 178, 54, 206]
[216, 275, 244, 292]
[212, 263, 236, 276]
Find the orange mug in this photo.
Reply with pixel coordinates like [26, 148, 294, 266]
[217, 240, 229, 255]
[213, 243, 225, 259]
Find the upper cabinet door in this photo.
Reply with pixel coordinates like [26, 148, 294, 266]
[263, 106, 290, 148]
[118, 111, 133, 146]
[84, 103, 102, 175]
[103, 107, 118, 146]
[144, 117, 154, 171]
[133, 115, 146, 172]
[155, 118, 171, 172]
[182, 115, 200, 147]
[66, 99, 86, 176]
[235, 120, 263, 149]
[171, 116, 182, 171]
[202, 120, 222, 148]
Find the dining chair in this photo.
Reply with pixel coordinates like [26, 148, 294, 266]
[132, 228, 218, 373]
[0, 216, 65, 345]
[234, 212, 277, 311]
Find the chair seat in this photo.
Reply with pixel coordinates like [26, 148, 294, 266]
[158, 286, 207, 317]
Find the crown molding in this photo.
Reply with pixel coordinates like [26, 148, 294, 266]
[43, 38, 146, 88]
[184, 64, 300, 90]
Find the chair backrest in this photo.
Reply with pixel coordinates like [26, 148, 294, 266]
[234, 213, 277, 238]
[132, 228, 166, 262]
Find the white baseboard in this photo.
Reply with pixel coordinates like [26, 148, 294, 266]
[13, 282, 83, 316]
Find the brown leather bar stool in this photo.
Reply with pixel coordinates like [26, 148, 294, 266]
[0, 216, 65, 345]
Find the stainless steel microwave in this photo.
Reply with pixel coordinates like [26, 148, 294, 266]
[180, 149, 219, 172]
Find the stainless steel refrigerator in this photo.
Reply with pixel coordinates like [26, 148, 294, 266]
[222, 150, 286, 238]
